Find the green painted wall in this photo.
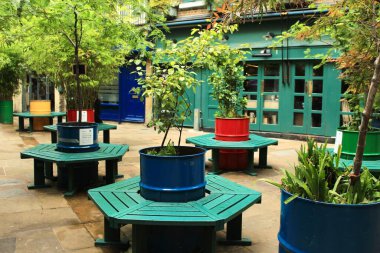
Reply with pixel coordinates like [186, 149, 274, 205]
[166, 18, 342, 137]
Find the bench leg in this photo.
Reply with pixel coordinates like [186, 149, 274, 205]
[259, 147, 271, 168]
[57, 116, 63, 123]
[51, 132, 57, 143]
[29, 118, 33, 132]
[28, 160, 51, 189]
[218, 214, 252, 246]
[18, 117, 25, 131]
[105, 160, 123, 184]
[95, 218, 129, 249]
[64, 166, 77, 197]
[103, 130, 110, 143]
[208, 149, 223, 175]
[244, 150, 257, 176]
[44, 162, 56, 181]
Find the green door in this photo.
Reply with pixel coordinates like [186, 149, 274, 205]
[243, 62, 283, 132]
[287, 62, 325, 135]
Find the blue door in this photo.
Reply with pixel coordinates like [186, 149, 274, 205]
[119, 66, 145, 122]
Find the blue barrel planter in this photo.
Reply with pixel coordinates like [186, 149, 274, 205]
[139, 146, 206, 202]
[56, 122, 99, 152]
[278, 190, 380, 253]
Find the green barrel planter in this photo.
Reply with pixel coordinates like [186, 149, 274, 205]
[0, 100, 13, 124]
[340, 129, 380, 159]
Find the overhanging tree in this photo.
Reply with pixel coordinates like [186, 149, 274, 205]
[16, 0, 170, 121]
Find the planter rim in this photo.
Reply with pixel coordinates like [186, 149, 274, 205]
[57, 122, 98, 128]
[281, 189, 380, 207]
[215, 116, 249, 120]
[139, 146, 206, 158]
[337, 127, 380, 133]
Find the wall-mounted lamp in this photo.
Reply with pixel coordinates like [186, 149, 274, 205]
[263, 32, 278, 40]
[252, 49, 272, 57]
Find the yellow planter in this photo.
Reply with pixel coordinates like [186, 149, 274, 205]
[30, 100, 51, 131]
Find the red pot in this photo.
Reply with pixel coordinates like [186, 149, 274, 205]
[67, 109, 95, 122]
[215, 117, 250, 170]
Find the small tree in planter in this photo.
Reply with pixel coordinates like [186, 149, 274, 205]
[277, 0, 380, 180]
[264, 139, 380, 253]
[18, 0, 168, 152]
[133, 37, 207, 202]
[194, 24, 250, 170]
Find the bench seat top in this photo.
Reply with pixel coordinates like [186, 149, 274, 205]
[186, 133, 278, 150]
[13, 112, 66, 118]
[327, 148, 380, 172]
[20, 143, 128, 164]
[88, 175, 261, 230]
[43, 123, 117, 132]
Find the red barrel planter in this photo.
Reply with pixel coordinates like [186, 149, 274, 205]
[215, 117, 250, 170]
[67, 109, 95, 122]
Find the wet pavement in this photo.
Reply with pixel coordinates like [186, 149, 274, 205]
[0, 119, 322, 253]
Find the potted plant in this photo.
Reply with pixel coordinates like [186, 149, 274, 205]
[133, 37, 207, 203]
[196, 24, 250, 170]
[338, 92, 380, 160]
[264, 139, 380, 253]
[0, 49, 23, 124]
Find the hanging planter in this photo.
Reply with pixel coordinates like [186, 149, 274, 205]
[56, 122, 99, 152]
[139, 146, 206, 202]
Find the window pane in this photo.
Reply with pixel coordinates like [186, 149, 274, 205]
[263, 111, 278, 125]
[293, 113, 303, 126]
[313, 80, 323, 93]
[313, 64, 323, 76]
[312, 97, 323, 110]
[244, 110, 257, 123]
[295, 64, 305, 76]
[264, 64, 280, 76]
[264, 79, 279, 92]
[295, 80, 305, 93]
[312, 113, 322, 127]
[245, 94, 257, 108]
[244, 80, 258, 92]
[294, 96, 304, 109]
[244, 63, 258, 76]
[263, 95, 279, 109]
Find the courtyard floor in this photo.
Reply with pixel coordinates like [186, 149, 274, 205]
[0, 119, 322, 253]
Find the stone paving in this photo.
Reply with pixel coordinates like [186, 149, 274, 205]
[0, 119, 323, 253]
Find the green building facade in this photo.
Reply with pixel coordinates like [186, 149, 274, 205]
[164, 6, 343, 137]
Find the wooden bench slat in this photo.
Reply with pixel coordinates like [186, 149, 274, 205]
[129, 210, 207, 217]
[114, 192, 141, 207]
[217, 195, 262, 221]
[186, 133, 278, 149]
[101, 192, 130, 211]
[202, 194, 236, 209]
[90, 192, 119, 218]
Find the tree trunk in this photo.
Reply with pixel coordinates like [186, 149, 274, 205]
[73, 7, 82, 122]
[352, 54, 380, 181]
